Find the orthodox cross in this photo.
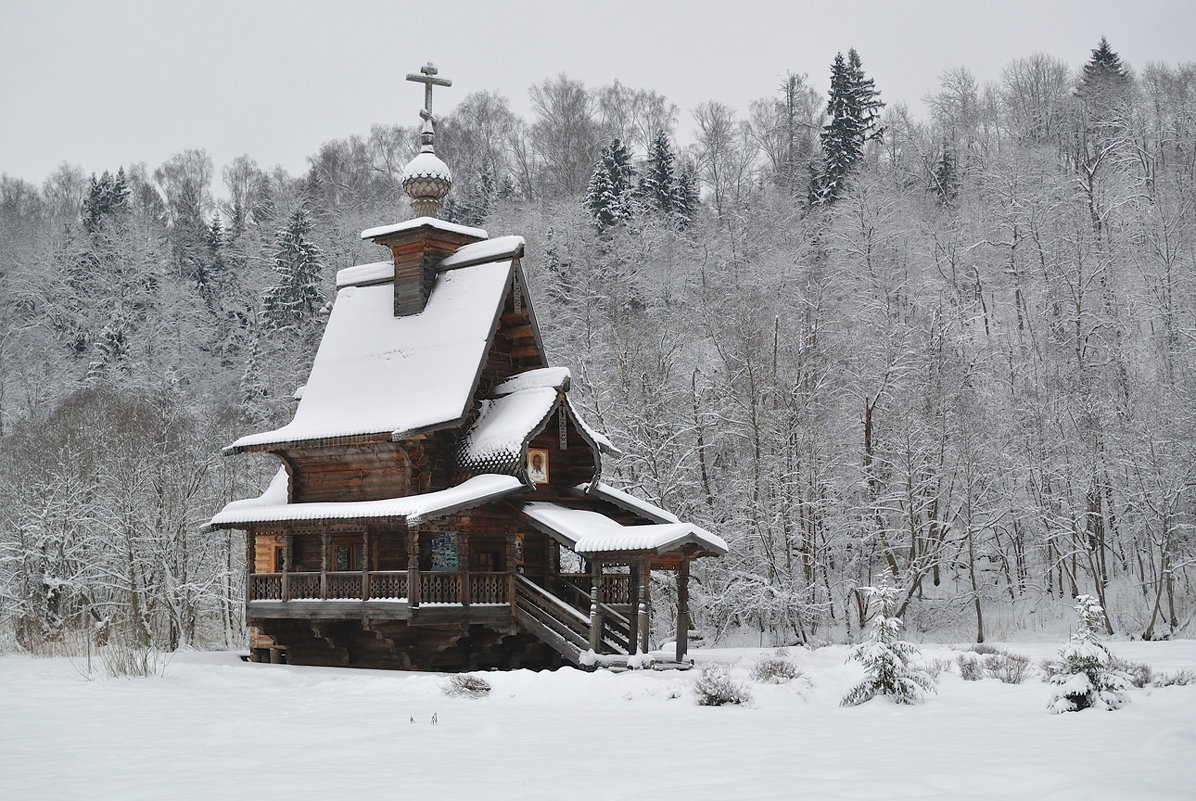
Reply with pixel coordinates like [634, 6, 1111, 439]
[406, 62, 451, 120]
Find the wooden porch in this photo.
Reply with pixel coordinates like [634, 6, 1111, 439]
[245, 566, 656, 666]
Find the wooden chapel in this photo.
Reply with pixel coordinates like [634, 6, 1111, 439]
[206, 65, 726, 670]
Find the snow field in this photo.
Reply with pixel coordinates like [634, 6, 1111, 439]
[1, 641, 1194, 800]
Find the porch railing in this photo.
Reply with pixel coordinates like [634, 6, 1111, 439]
[248, 571, 508, 605]
[559, 572, 632, 605]
[326, 572, 360, 599]
[369, 571, 407, 600]
[469, 572, 508, 604]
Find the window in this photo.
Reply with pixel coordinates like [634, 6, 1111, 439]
[332, 535, 365, 571]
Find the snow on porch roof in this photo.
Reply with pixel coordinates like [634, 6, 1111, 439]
[573, 481, 681, 524]
[519, 502, 728, 558]
[228, 259, 514, 451]
[206, 472, 526, 531]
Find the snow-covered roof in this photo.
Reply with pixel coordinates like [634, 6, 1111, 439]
[229, 259, 513, 451]
[208, 473, 525, 530]
[520, 502, 727, 558]
[575, 481, 681, 524]
[492, 366, 570, 396]
[440, 235, 525, 270]
[459, 386, 558, 472]
[336, 260, 393, 289]
[361, 217, 487, 242]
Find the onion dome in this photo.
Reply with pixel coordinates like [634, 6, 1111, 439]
[402, 118, 452, 218]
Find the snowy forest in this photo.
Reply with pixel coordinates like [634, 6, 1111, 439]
[2, 39, 1194, 654]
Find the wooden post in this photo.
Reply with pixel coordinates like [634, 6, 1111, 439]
[588, 558, 604, 653]
[505, 533, 517, 606]
[407, 525, 420, 608]
[548, 540, 560, 590]
[638, 557, 651, 655]
[320, 531, 330, 600]
[627, 563, 640, 653]
[281, 534, 293, 602]
[244, 533, 254, 613]
[459, 532, 471, 607]
[676, 559, 690, 663]
[362, 529, 372, 601]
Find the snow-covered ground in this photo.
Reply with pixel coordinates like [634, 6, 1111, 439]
[2, 641, 1194, 800]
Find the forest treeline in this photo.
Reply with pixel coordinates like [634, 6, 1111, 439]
[1, 40, 1194, 651]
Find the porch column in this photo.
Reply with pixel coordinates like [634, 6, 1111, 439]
[627, 563, 640, 653]
[361, 529, 372, 601]
[281, 534, 293, 601]
[320, 531, 330, 599]
[588, 558, 604, 653]
[244, 533, 254, 613]
[407, 525, 420, 608]
[459, 532, 471, 607]
[676, 559, 690, 663]
[548, 540, 560, 589]
[505, 533, 517, 606]
[637, 557, 651, 654]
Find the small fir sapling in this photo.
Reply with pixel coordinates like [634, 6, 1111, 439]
[1047, 595, 1130, 714]
[841, 573, 935, 706]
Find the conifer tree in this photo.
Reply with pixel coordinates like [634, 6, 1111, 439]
[674, 160, 699, 229]
[637, 131, 679, 217]
[929, 147, 957, 205]
[1079, 37, 1129, 100]
[585, 138, 635, 231]
[194, 214, 226, 297]
[810, 49, 884, 206]
[841, 572, 935, 706]
[82, 169, 130, 234]
[262, 205, 324, 330]
[1047, 595, 1131, 713]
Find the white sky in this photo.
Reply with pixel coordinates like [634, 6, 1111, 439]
[1, 0, 1193, 185]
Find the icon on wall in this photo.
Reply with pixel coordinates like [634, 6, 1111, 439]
[527, 448, 549, 484]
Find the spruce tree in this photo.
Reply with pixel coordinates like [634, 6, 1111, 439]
[262, 205, 324, 330]
[1079, 37, 1129, 98]
[195, 214, 226, 297]
[841, 572, 935, 706]
[810, 48, 884, 206]
[82, 169, 130, 234]
[929, 147, 957, 206]
[1047, 595, 1131, 713]
[585, 138, 635, 231]
[1077, 37, 1131, 130]
[637, 131, 679, 217]
[674, 160, 699, 229]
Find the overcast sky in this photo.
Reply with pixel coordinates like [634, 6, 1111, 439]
[1, 0, 1193, 186]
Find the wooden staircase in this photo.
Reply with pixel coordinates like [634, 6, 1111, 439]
[512, 575, 630, 668]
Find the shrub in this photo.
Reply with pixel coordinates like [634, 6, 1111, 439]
[1153, 669, 1196, 687]
[957, 653, 985, 681]
[751, 652, 804, 684]
[923, 657, 955, 678]
[442, 673, 492, 698]
[694, 664, 752, 706]
[985, 651, 1032, 685]
[97, 629, 168, 678]
[970, 643, 1000, 656]
[1109, 656, 1153, 688]
[1047, 595, 1130, 714]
